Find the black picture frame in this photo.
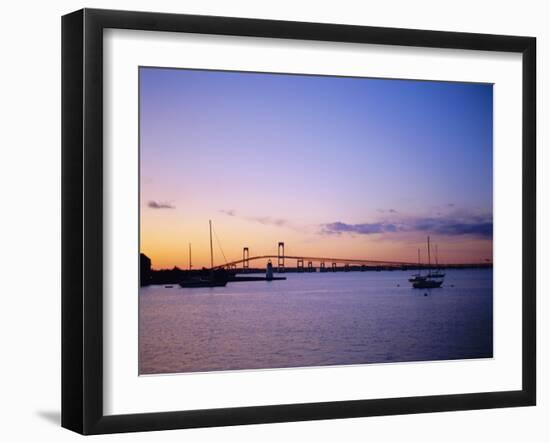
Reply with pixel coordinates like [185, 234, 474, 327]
[62, 8, 536, 435]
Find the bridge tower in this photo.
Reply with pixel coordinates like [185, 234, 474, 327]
[277, 242, 285, 273]
[308, 261, 313, 272]
[332, 262, 337, 272]
[320, 261, 326, 272]
[243, 247, 249, 270]
[297, 258, 304, 272]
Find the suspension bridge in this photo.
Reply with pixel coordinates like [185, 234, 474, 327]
[213, 242, 417, 272]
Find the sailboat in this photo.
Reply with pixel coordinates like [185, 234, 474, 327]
[411, 236, 444, 289]
[179, 220, 229, 288]
[430, 244, 446, 279]
[408, 249, 425, 283]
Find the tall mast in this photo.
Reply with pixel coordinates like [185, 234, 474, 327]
[209, 220, 214, 269]
[435, 244, 438, 267]
[427, 236, 431, 272]
[188, 242, 192, 270]
[417, 248, 421, 273]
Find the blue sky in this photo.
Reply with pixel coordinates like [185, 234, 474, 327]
[140, 67, 493, 268]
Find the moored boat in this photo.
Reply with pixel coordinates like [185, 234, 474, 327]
[430, 244, 446, 278]
[409, 248, 425, 282]
[408, 274, 425, 283]
[412, 276, 443, 289]
[178, 220, 229, 288]
[428, 271, 445, 279]
[411, 236, 444, 289]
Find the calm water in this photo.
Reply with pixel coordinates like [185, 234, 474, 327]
[139, 269, 493, 374]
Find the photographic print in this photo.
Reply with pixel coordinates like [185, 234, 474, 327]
[138, 67, 493, 375]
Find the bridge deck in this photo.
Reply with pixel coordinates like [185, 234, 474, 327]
[214, 254, 417, 269]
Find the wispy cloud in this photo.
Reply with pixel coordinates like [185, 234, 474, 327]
[321, 212, 492, 239]
[407, 216, 492, 238]
[148, 200, 175, 209]
[220, 209, 293, 229]
[219, 207, 492, 239]
[321, 221, 398, 235]
[247, 216, 289, 227]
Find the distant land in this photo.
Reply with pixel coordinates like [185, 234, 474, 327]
[140, 253, 492, 286]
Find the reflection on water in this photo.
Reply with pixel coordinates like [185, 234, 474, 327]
[139, 269, 493, 374]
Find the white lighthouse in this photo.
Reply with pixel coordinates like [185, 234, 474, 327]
[266, 260, 274, 281]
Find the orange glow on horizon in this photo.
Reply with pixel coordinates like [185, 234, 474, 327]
[141, 217, 493, 270]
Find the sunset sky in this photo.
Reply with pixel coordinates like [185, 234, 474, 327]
[139, 67, 493, 270]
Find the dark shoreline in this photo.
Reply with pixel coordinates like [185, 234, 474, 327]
[140, 262, 493, 286]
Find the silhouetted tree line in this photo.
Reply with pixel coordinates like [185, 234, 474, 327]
[140, 253, 230, 286]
